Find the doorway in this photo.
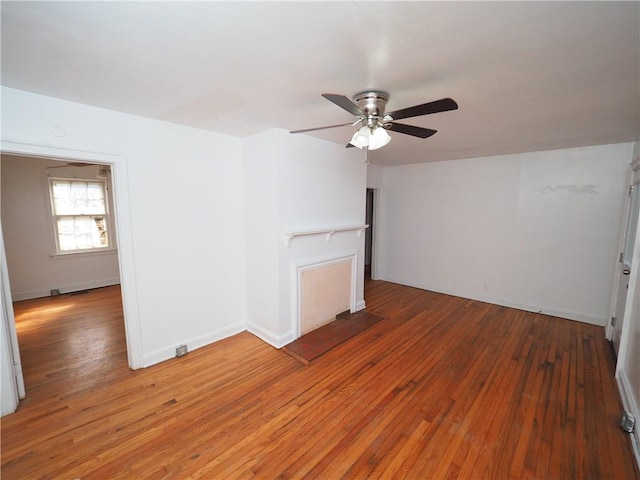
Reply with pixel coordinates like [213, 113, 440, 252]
[1, 153, 130, 411]
[365, 188, 375, 279]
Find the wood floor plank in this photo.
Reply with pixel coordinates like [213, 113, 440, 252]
[2, 282, 638, 479]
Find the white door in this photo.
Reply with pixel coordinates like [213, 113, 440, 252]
[612, 165, 640, 355]
[1, 224, 25, 415]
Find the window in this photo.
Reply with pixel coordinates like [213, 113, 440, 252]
[49, 178, 110, 253]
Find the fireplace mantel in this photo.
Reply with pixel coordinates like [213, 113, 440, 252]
[284, 224, 368, 247]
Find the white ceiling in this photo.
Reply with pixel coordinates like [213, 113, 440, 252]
[1, 1, 639, 166]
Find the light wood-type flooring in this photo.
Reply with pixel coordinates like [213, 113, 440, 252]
[2, 281, 639, 479]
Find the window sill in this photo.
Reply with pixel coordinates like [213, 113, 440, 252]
[50, 248, 117, 259]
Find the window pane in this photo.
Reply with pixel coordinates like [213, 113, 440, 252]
[86, 183, 106, 213]
[52, 180, 105, 215]
[70, 182, 89, 213]
[56, 216, 108, 251]
[52, 181, 72, 215]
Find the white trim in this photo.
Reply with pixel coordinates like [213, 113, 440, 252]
[48, 177, 112, 255]
[110, 158, 143, 369]
[1, 300, 19, 415]
[608, 157, 640, 339]
[0, 141, 144, 369]
[617, 369, 640, 470]
[615, 159, 640, 368]
[611, 153, 640, 472]
[290, 250, 359, 341]
[606, 176, 631, 339]
[10, 278, 121, 302]
[370, 187, 382, 281]
[142, 322, 246, 367]
[247, 321, 295, 349]
[0, 227, 24, 398]
[50, 248, 117, 258]
[380, 275, 606, 325]
[1, 223, 24, 416]
[1, 141, 122, 164]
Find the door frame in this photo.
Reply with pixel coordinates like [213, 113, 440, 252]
[607, 158, 640, 342]
[1, 141, 143, 376]
[367, 187, 382, 281]
[612, 156, 640, 470]
[365, 188, 374, 277]
[1, 222, 24, 414]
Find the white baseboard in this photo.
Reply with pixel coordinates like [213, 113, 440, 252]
[617, 369, 640, 471]
[142, 322, 246, 368]
[379, 275, 605, 326]
[247, 321, 295, 349]
[11, 278, 121, 301]
[355, 300, 366, 312]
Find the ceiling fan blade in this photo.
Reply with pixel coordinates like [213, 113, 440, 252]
[46, 162, 95, 169]
[290, 122, 355, 134]
[322, 94, 364, 117]
[387, 98, 458, 121]
[388, 123, 438, 139]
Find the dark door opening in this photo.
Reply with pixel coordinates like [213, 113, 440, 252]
[365, 188, 374, 279]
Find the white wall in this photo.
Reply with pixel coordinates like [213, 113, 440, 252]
[277, 130, 368, 339]
[244, 129, 367, 347]
[366, 164, 384, 189]
[243, 130, 281, 343]
[1, 87, 247, 368]
[1, 156, 120, 300]
[377, 143, 634, 325]
[123, 115, 247, 365]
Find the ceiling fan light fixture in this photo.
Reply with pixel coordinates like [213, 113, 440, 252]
[350, 125, 370, 149]
[368, 127, 391, 150]
[96, 165, 110, 180]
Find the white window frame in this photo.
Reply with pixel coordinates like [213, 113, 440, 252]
[48, 177, 113, 255]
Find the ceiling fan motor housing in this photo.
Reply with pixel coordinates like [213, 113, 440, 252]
[353, 91, 389, 127]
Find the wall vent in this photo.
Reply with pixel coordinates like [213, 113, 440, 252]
[620, 411, 636, 433]
[175, 345, 188, 358]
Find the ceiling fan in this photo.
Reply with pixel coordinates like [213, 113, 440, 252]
[45, 161, 95, 168]
[290, 91, 458, 150]
[45, 162, 111, 179]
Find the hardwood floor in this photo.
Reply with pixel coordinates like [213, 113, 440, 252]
[2, 282, 638, 479]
